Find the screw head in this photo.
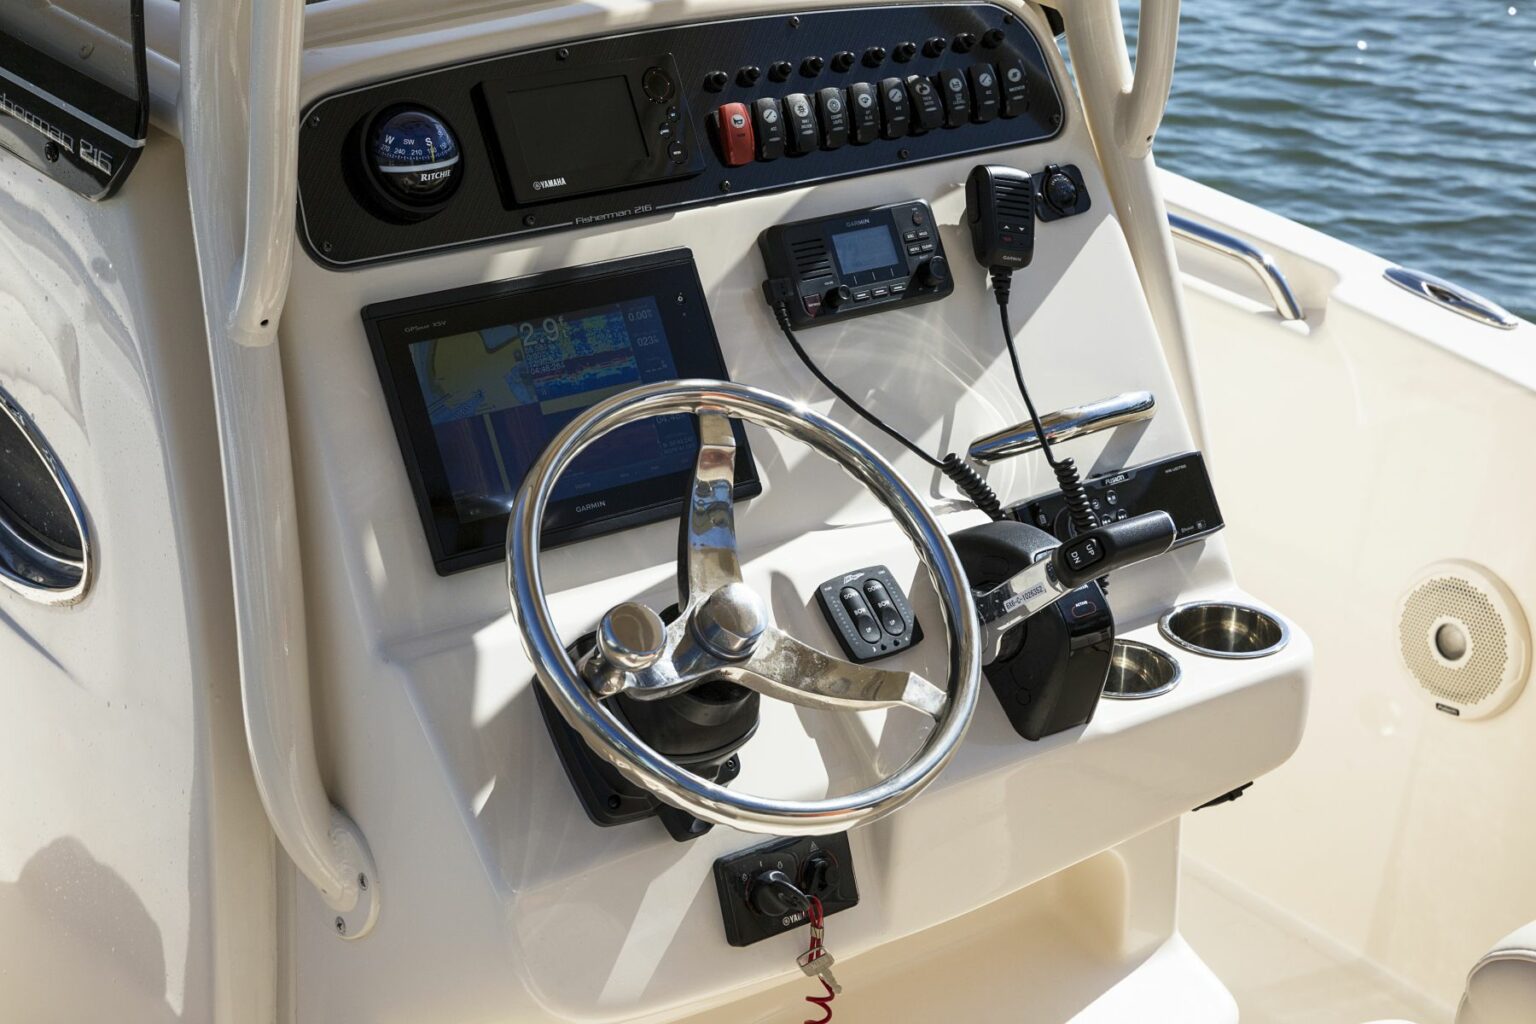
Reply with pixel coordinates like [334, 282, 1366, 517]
[523, 214, 536, 226]
[335, 917, 347, 935]
[1051, 112, 1063, 128]
[321, 241, 334, 253]
[43, 142, 60, 163]
[556, 47, 570, 61]
[898, 147, 911, 160]
[720, 180, 733, 193]
[358, 873, 369, 891]
[787, 15, 801, 27]
[308, 115, 321, 128]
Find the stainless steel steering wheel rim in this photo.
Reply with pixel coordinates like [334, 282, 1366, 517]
[507, 380, 982, 835]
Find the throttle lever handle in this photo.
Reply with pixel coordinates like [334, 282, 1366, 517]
[1052, 511, 1178, 590]
[974, 511, 1177, 664]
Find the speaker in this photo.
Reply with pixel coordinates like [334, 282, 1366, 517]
[1397, 562, 1530, 719]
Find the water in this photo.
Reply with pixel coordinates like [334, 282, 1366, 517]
[1124, 1, 1536, 321]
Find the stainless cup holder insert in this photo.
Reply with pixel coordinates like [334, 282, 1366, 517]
[1103, 640, 1181, 700]
[1158, 602, 1289, 660]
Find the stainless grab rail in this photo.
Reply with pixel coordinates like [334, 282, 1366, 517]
[968, 390, 1156, 465]
[1168, 213, 1304, 321]
[1383, 266, 1518, 330]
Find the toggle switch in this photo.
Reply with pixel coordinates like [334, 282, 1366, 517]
[839, 588, 883, 643]
[714, 102, 755, 166]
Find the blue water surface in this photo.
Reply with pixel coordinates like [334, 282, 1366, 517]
[1125, 1, 1536, 320]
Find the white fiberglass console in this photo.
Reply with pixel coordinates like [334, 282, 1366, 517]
[268, 2, 1310, 1020]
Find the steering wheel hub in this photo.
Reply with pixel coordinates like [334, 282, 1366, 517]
[693, 582, 769, 659]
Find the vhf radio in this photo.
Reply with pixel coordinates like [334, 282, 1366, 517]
[759, 199, 953, 328]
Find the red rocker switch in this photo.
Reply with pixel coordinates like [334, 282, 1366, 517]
[715, 102, 755, 167]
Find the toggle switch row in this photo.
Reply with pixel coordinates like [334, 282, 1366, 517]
[712, 60, 1033, 166]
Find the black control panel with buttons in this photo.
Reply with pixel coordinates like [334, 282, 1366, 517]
[760, 199, 953, 328]
[298, 2, 1066, 267]
[814, 565, 924, 663]
[713, 833, 859, 947]
[1010, 451, 1224, 548]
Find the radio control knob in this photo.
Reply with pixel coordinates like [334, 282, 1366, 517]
[916, 255, 950, 290]
[823, 284, 852, 311]
[863, 46, 887, 67]
[831, 50, 857, 72]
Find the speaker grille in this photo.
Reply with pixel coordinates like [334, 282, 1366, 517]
[791, 239, 831, 277]
[1398, 571, 1518, 711]
[995, 180, 1035, 220]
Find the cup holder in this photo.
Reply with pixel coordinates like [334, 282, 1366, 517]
[1158, 602, 1290, 660]
[1103, 640, 1181, 700]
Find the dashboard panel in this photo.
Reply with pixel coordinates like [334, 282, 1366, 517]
[296, 2, 1064, 267]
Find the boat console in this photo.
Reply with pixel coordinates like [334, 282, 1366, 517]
[11, 1, 1308, 1020]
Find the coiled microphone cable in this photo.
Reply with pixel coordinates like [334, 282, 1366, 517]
[988, 269, 1102, 576]
[772, 302, 1004, 520]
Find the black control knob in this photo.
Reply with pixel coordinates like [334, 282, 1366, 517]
[831, 50, 857, 72]
[801, 852, 841, 899]
[982, 28, 1008, 48]
[916, 255, 950, 290]
[823, 284, 852, 311]
[748, 869, 811, 918]
[736, 65, 761, 87]
[705, 69, 730, 92]
[1045, 169, 1079, 213]
[953, 32, 977, 53]
[769, 60, 794, 82]
[366, 106, 461, 211]
[923, 35, 949, 58]
[801, 55, 825, 77]
[863, 46, 887, 67]
[893, 41, 918, 62]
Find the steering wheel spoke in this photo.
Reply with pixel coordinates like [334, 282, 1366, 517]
[723, 628, 947, 719]
[682, 407, 742, 604]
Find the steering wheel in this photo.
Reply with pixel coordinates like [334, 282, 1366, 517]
[508, 380, 982, 835]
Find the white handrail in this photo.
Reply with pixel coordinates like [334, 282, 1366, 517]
[1044, 0, 1209, 451]
[1114, 0, 1179, 157]
[229, 0, 304, 342]
[180, 0, 379, 938]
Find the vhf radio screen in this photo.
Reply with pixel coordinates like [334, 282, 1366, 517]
[831, 225, 902, 276]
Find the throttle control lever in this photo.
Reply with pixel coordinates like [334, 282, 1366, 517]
[974, 511, 1177, 663]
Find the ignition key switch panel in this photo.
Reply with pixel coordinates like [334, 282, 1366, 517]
[714, 833, 859, 947]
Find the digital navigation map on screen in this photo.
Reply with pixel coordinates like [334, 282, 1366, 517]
[408, 295, 697, 521]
